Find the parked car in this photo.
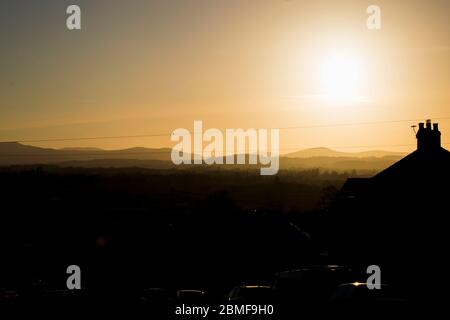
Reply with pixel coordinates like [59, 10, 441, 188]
[226, 285, 274, 303]
[330, 282, 407, 305]
[177, 289, 207, 303]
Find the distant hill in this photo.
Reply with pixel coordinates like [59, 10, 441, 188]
[0, 142, 173, 165]
[0, 141, 56, 154]
[60, 147, 103, 151]
[0, 142, 403, 173]
[284, 147, 405, 158]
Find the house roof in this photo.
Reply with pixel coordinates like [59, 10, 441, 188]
[340, 121, 450, 195]
[373, 147, 450, 181]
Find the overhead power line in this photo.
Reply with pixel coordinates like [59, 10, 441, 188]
[276, 116, 450, 130]
[1, 116, 450, 144]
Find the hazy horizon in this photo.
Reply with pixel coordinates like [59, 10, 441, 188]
[0, 139, 409, 156]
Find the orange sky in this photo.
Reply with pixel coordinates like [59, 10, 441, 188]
[1, 0, 449, 153]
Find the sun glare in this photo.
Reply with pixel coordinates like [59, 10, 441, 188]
[318, 54, 361, 101]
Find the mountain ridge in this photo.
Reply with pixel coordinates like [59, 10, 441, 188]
[284, 147, 405, 158]
[0, 142, 404, 172]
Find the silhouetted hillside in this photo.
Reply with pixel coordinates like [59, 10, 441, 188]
[0, 142, 401, 173]
[0, 142, 173, 165]
[285, 147, 405, 158]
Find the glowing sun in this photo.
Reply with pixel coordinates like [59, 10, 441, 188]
[318, 54, 362, 101]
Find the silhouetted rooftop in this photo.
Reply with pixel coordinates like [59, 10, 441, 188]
[340, 120, 450, 193]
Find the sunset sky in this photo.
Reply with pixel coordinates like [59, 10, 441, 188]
[1, 0, 449, 153]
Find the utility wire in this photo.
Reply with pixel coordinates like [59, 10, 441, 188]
[1, 116, 449, 144]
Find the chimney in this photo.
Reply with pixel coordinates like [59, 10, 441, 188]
[433, 123, 441, 148]
[416, 120, 441, 152]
